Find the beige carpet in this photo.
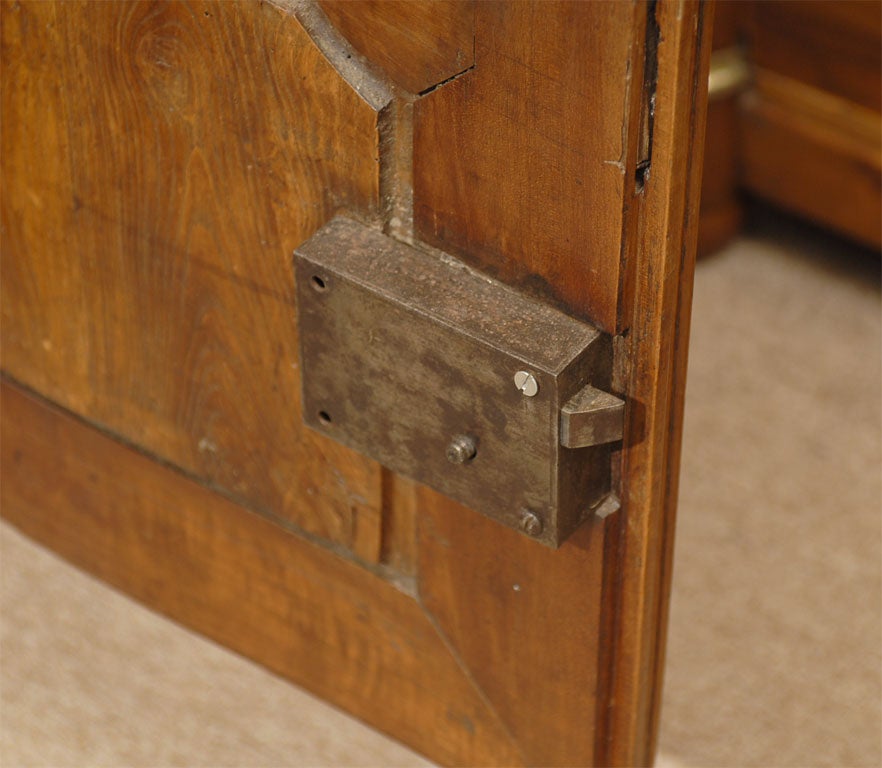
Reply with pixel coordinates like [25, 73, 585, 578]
[0, 526, 432, 767]
[2, 215, 880, 767]
[658, 215, 881, 768]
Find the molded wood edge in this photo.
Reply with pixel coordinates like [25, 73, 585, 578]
[740, 69, 882, 250]
[601, 1, 714, 765]
[0, 379, 522, 767]
[283, 0, 394, 111]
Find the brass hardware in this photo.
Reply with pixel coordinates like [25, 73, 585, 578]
[708, 46, 751, 102]
[294, 218, 624, 547]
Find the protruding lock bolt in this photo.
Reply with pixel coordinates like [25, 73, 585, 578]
[519, 509, 543, 537]
[514, 370, 539, 397]
[446, 435, 477, 465]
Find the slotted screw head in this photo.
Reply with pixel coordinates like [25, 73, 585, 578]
[446, 434, 477, 464]
[513, 370, 539, 397]
[519, 509, 543, 536]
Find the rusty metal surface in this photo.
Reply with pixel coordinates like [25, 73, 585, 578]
[294, 217, 619, 546]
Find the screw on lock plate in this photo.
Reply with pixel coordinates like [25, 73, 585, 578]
[294, 217, 624, 547]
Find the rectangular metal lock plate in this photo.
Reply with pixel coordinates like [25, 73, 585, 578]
[294, 218, 623, 547]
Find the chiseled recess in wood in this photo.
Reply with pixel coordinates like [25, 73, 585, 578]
[0, 381, 524, 768]
[376, 470, 419, 579]
[378, 92, 416, 244]
[0, 1, 384, 559]
[285, 0, 419, 241]
[602, 2, 714, 765]
[290, 0, 422, 572]
[374, 91, 421, 575]
[288, 0, 393, 111]
[319, 0, 474, 95]
[413, 1, 639, 332]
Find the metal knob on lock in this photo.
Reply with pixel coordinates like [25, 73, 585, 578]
[295, 217, 624, 548]
[446, 435, 476, 465]
[519, 509, 543, 536]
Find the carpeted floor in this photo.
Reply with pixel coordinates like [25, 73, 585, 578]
[2, 214, 880, 767]
[658, 214, 881, 767]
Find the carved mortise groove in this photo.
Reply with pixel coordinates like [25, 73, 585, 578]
[295, 218, 623, 547]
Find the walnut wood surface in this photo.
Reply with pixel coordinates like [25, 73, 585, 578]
[418, 497, 605, 766]
[0, 381, 521, 766]
[0, 0, 385, 559]
[606, 3, 713, 761]
[1, 1, 712, 764]
[414, 1, 713, 764]
[319, 0, 474, 94]
[413, 1, 643, 331]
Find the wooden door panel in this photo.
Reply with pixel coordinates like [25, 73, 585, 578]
[414, 1, 641, 330]
[415, 3, 714, 762]
[319, 0, 474, 94]
[418, 497, 605, 765]
[0, 1, 713, 764]
[0, 0, 386, 557]
[0, 382, 521, 766]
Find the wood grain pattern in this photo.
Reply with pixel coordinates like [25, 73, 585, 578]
[0, 379, 523, 767]
[604, 2, 713, 763]
[413, 1, 645, 331]
[319, 0, 474, 95]
[411, 5, 643, 759]
[0, 0, 385, 558]
[413, 1, 712, 764]
[418, 496, 604, 766]
[2, 1, 712, 764]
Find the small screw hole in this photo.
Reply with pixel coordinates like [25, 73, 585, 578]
[311, 275, 327, 292]
[318, 410, 332, 425]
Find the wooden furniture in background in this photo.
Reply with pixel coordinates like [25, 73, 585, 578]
[699, 0, 882, 254]
[1, 2, 712, 764]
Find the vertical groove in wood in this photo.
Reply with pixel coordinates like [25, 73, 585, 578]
[601, 2, 714, 765]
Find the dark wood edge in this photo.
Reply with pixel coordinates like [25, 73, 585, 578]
[600, 1, 715, 765]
